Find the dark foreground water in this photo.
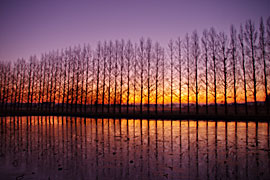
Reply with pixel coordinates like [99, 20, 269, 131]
[0, 117, 269, 180]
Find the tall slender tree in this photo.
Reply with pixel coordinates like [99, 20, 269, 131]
[185, 34, 190, 114]
[133, 44, 138, 113]
[162, 48, 165, 113]
[126, 40, 132, 113]
[139, 38, 145, 114]
[230, 25, 238, 114]
[101, 42, 107, 113]
[201, 30, 209, 114]
[245, 20, 258, 114]
[259, 17, 268, 114]
[119, 40, 124, 113]
[27, 59, 33, 110]
[239, 24, 248, 114]
[191, 31, 200, 114]
[209, 28, 218, 114]
[176, 37, 182, 114]
[113, 41, 119, 114]
[146, 39, 152, 114]
[107, 42, 113, 113]
[85, 46, 91, 113]
[96, 43, 101, 113]
[168, 40, 174, 113]
[155, 42, 161, 114]
[220, 32, 229, 114]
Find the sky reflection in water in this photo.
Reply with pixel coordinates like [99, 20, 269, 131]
[0, 116, 269, 179]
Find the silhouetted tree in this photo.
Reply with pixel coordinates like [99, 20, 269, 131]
[184, 34, 190, 113]
[139, 38, 145, 114]
[96, 43, 101, 113]
[27, 59, 33, 110]
[230, 25, 238, 114]
[209, 27, 218, 114]
[107, 42, 113, 113]
[155, 42, 161, 114]
[219, 32, 229, 114]
[119, 40, 124, 113]
[168, 40, 174, 113]
[239, 24, 248, 114]
[245, 20, 258, 114]
[259, 17, 269, 114]
[126, 40, 133, 113]
[162, 48, 165, 113]
[133, 44, 138, 113]
[13, 61, 20, 110]
[75, 48, 81, 113]
[113, 41, 119, 114]
[101, 42, 107, 113]
[85, 46, 91, 113]
[201, 30, 209, 114]
[176, 37, 182, 113]
[146, 39, 152, 114]
[90, 48, 96, 112]
[191, 31, 200, 114]
[62, 51, 68, 112]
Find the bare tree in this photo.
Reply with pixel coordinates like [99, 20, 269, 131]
[139, 38, 145, 114]
[66, 50, 72, 112]
[119, 40, 125, 113]
[85, 46, 91, 113]
[184, 34, 191, 113]
[259, 17, 269, 113]
[133, 44, 138, 113]
[49, 55, 55, 112]
[113, 41, 119, 114]
[126, 40, 133, 113]
[53, 55, 59, 112]
[62, 51, 68, 112]
[176, 37, 182, 113]
[101, 42, 107, 113]
[209, 27, 218, 114]
[90, 48, 96, 112]
[201, 30, 209, 114]
[168, 40, 174, 113]
[239, 24, 248, 114]
[266, 17, 270, 113]
[219, 32, 229, 114]
[27, 59, 33, 110]
[155, 42, 161, 114]
[107, 42, 113, 113]
[191, 31, 200, 114]
[75, 48, 81, 113]
[0, 62, 4, 109]
[230, 25, 238, 114]
[96, 43, 101, 113]
[162, 48, 165, 113]
[245, 20, 258, 114]
[146, 38, 152, 114]
[30, 57, 37, 110]
[13, 61, 20, 110]
[3, 63, 11, 110]
[57, 53, 63, 112]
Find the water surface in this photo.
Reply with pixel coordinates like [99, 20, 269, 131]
[0, 116, 269, 179]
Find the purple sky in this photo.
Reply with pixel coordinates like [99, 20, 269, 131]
[0, 0, 269, 62]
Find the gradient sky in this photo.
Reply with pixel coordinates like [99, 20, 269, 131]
[0, 0, 269, 62]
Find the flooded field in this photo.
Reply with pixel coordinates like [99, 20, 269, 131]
[0, 116, 269, 179]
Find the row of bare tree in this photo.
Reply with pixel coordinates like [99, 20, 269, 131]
[0, 17, 269, 115]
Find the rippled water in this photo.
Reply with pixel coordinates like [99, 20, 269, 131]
[0, 116, 269, 180]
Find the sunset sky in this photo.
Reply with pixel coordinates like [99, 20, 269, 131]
[0, 0, 269, 62]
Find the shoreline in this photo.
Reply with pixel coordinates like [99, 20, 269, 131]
[0, 110, 269, 122]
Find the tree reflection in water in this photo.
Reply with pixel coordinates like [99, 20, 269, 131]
[0, 116, 269, 179]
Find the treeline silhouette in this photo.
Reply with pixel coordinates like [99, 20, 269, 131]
[0, 17, 270, 117]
